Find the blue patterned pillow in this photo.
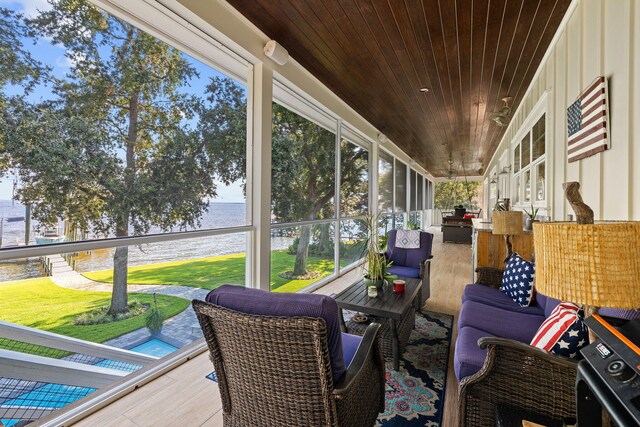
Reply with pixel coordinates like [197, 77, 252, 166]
[500, 253, 535, 307]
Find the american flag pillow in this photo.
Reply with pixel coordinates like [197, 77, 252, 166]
[530, 302, 588, 358]
[500, 253, 535, 307]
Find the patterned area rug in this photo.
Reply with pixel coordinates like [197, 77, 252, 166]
[205, 310, 453, 426]
[375, 311, 453, 426]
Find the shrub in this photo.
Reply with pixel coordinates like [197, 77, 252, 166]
[145, 293, 165, 331]
[73, 300, 148, 325]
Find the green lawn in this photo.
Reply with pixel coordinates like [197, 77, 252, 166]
[0, 277, 190, 344]
[84, 250, 347, 293]
[0, 251, 360, 357]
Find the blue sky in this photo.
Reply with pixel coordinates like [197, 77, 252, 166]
[0, 0, 246, 202]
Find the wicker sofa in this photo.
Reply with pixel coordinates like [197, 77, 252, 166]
[455, 267, 579, 426]
[455, 267, 640, 426]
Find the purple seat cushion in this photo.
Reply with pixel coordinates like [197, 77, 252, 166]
[462, 285, 544, 315]
[341, 333, 362, 369]
[386, 230, 433, 269]
[386, 265, 421, 279]
[458, 300, 545, 343]
[205, 285, 346, 382]
[598, 308, 640, 320]
[454, 326, 495, 380]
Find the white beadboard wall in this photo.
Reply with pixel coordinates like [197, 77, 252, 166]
[485, 0, 639, 221]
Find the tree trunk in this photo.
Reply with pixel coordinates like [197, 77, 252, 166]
[108, 218, 130, 315]
[109, 244, 129, 315]
[107, 92, 138, 315]
[293, 225, 311, 276]
[317, 223, 331, 256]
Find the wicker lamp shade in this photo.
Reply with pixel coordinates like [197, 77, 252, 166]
[492, 211, 524, 235]
[533, 221, 640, 308]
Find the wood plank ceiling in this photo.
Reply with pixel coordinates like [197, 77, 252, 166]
[227, 0, 572, 177]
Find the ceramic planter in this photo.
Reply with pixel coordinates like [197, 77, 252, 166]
[525, 218, 538, 231]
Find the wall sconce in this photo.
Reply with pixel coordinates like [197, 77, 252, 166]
[499, 165, 512, 175]
[490, 174, 497, 184]
[264, 40, 289, 66]
[377, 133, 387, 144]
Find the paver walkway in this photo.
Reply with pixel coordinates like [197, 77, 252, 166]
[45, 255, 208, 348]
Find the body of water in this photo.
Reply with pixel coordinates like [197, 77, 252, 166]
[0, 201, 293, 281]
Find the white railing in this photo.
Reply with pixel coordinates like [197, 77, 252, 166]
[0, 321, 157, 366]
[0, 320, 159, 388]
[431, 209, 445, 226]
[0, 349, 128, 388]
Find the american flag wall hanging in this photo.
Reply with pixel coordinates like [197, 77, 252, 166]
[566, 76, 609, 163]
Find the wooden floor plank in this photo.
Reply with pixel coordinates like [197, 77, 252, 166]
[71, 375, 175, 427]
[71, 410, 139, 427]
[72, 225, 469, 426]
[424, 227, 471, 427]
[199, 409, 224, 427]
[121, 353, 221, 426]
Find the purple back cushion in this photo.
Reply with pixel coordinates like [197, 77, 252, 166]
[386, 230, 433, 268]
[535, 292, 640, 320]
[534, 292, 562, 317]
[598, 308, 640, 320]
[205, 285, 346, 382]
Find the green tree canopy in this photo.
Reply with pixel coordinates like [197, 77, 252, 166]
[201, 78, 368, 276]
[270, 104, 336, 223]
[3, 0, 218, 314]
[0, 7, 49, 172]
[0, 8, 46, 92]
[434, 181, 480, 210]
[199, 76, 247, 187]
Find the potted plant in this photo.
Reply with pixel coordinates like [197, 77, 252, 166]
[361, 214, 392, 289]
[407, 218, 420, 230]
[145, 293, 164, 335]
[523, 204, 539, 231]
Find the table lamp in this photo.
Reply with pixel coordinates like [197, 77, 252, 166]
[533, 182, 640, 322]
[533, 220, 640, 318]
[492, 210, 524, 263]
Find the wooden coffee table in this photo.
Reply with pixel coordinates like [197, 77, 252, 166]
[334, 277, 421, 370]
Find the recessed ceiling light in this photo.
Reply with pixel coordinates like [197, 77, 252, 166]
[419, 87, 430, 93]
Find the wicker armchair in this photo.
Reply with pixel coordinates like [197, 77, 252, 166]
[193, 300, 385, 427]
[384, 229, 434, 311]
[458, 337, 578, 426]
